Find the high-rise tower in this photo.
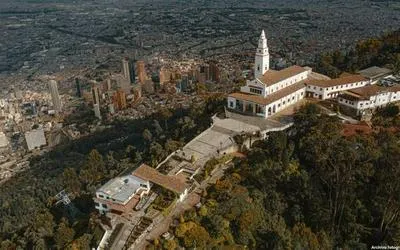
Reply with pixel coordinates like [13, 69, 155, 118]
[136, 60, 147, 84]
[92, 86, 101, 119]
[48, 80, 62, 112]
[254, 30, 270, 79]
[122, 57, 136, 84]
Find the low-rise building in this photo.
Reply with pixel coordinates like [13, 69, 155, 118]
[94, 164, 189, 216]
[357, 66, 393, 84]
[25, 128, 46, 151]
[132, 164, 188, 202]
[338, 85, 400, 115]
[306, 74, 369, 99]
[94, 175, 151, 215]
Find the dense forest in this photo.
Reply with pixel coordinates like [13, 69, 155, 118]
[149, 103, 400, 250]
[315, 29, 400, 77]
[0, 94, 225, 249]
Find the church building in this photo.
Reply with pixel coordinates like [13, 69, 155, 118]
[227, 30, 369, 118]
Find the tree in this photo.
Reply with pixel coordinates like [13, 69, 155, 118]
[164, 139, 181, 153]
[30, 210, 55, 240]
[69, 234, 92, 250]
[204, 214, 228, 238]
[370, 131, 400, 245]
[162, 239, 178, 250]
[149, 142, 165, 167]
[62, 168, 81, 195]
[54, 219, 75, 249]
[175, 222, 211, 248]
[142, 129, 153, 143]
[291, 223, 322, 250]
[0, 240, 16, 250]
[79, 149, 105, 186]
[159, 107, 173, 130]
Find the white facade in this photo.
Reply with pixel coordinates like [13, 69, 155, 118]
[94, 175, 151, 214]
[254, 30, 270, 79]
[227, 31, 393, 120]
[228, 30, 311, 119]
[266, 70, 309, 95]
[227, 86, 306, 119]
[306, 77, 370, 100]
[339, 88, 400, 114]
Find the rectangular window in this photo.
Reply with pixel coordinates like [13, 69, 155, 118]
[99, 194, 104, 198]
[320, 88, 322, 91]
[102, 204, 107, 208]
[229, 101, 234, 108]
[95, 202, 100, 207]
[250, 88, 262, 95]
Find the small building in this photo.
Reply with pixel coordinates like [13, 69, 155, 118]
[132, 164, 188, 202]
[0, 132, 9, 153]
[306, 74, 369, 99]
[94, 164, 189, 216]
[338, 85, 400, 115]
[25, 128, 46, 151]
[94, 175, 151, 215]
[357, 66, 393, 84]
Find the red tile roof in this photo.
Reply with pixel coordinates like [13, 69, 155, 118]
[342, 85, 400, 100]
[133, 164, 187, 194]
[259, 66, 308, 86]
[307, 74, 367, 87]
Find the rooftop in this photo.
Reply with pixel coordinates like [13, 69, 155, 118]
[307, 74, 367, 87]
[343, 84, 400, 100]
[0, 132, 9, 148]
[357, 66, 393, 80]
[259, 65, 308, 86]
[25, 129, 46, 151]
[97, 175, 147, 203]
[133, 164, 187, 194]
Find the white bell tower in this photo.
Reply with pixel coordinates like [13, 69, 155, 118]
[254, 30, 270, 79]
